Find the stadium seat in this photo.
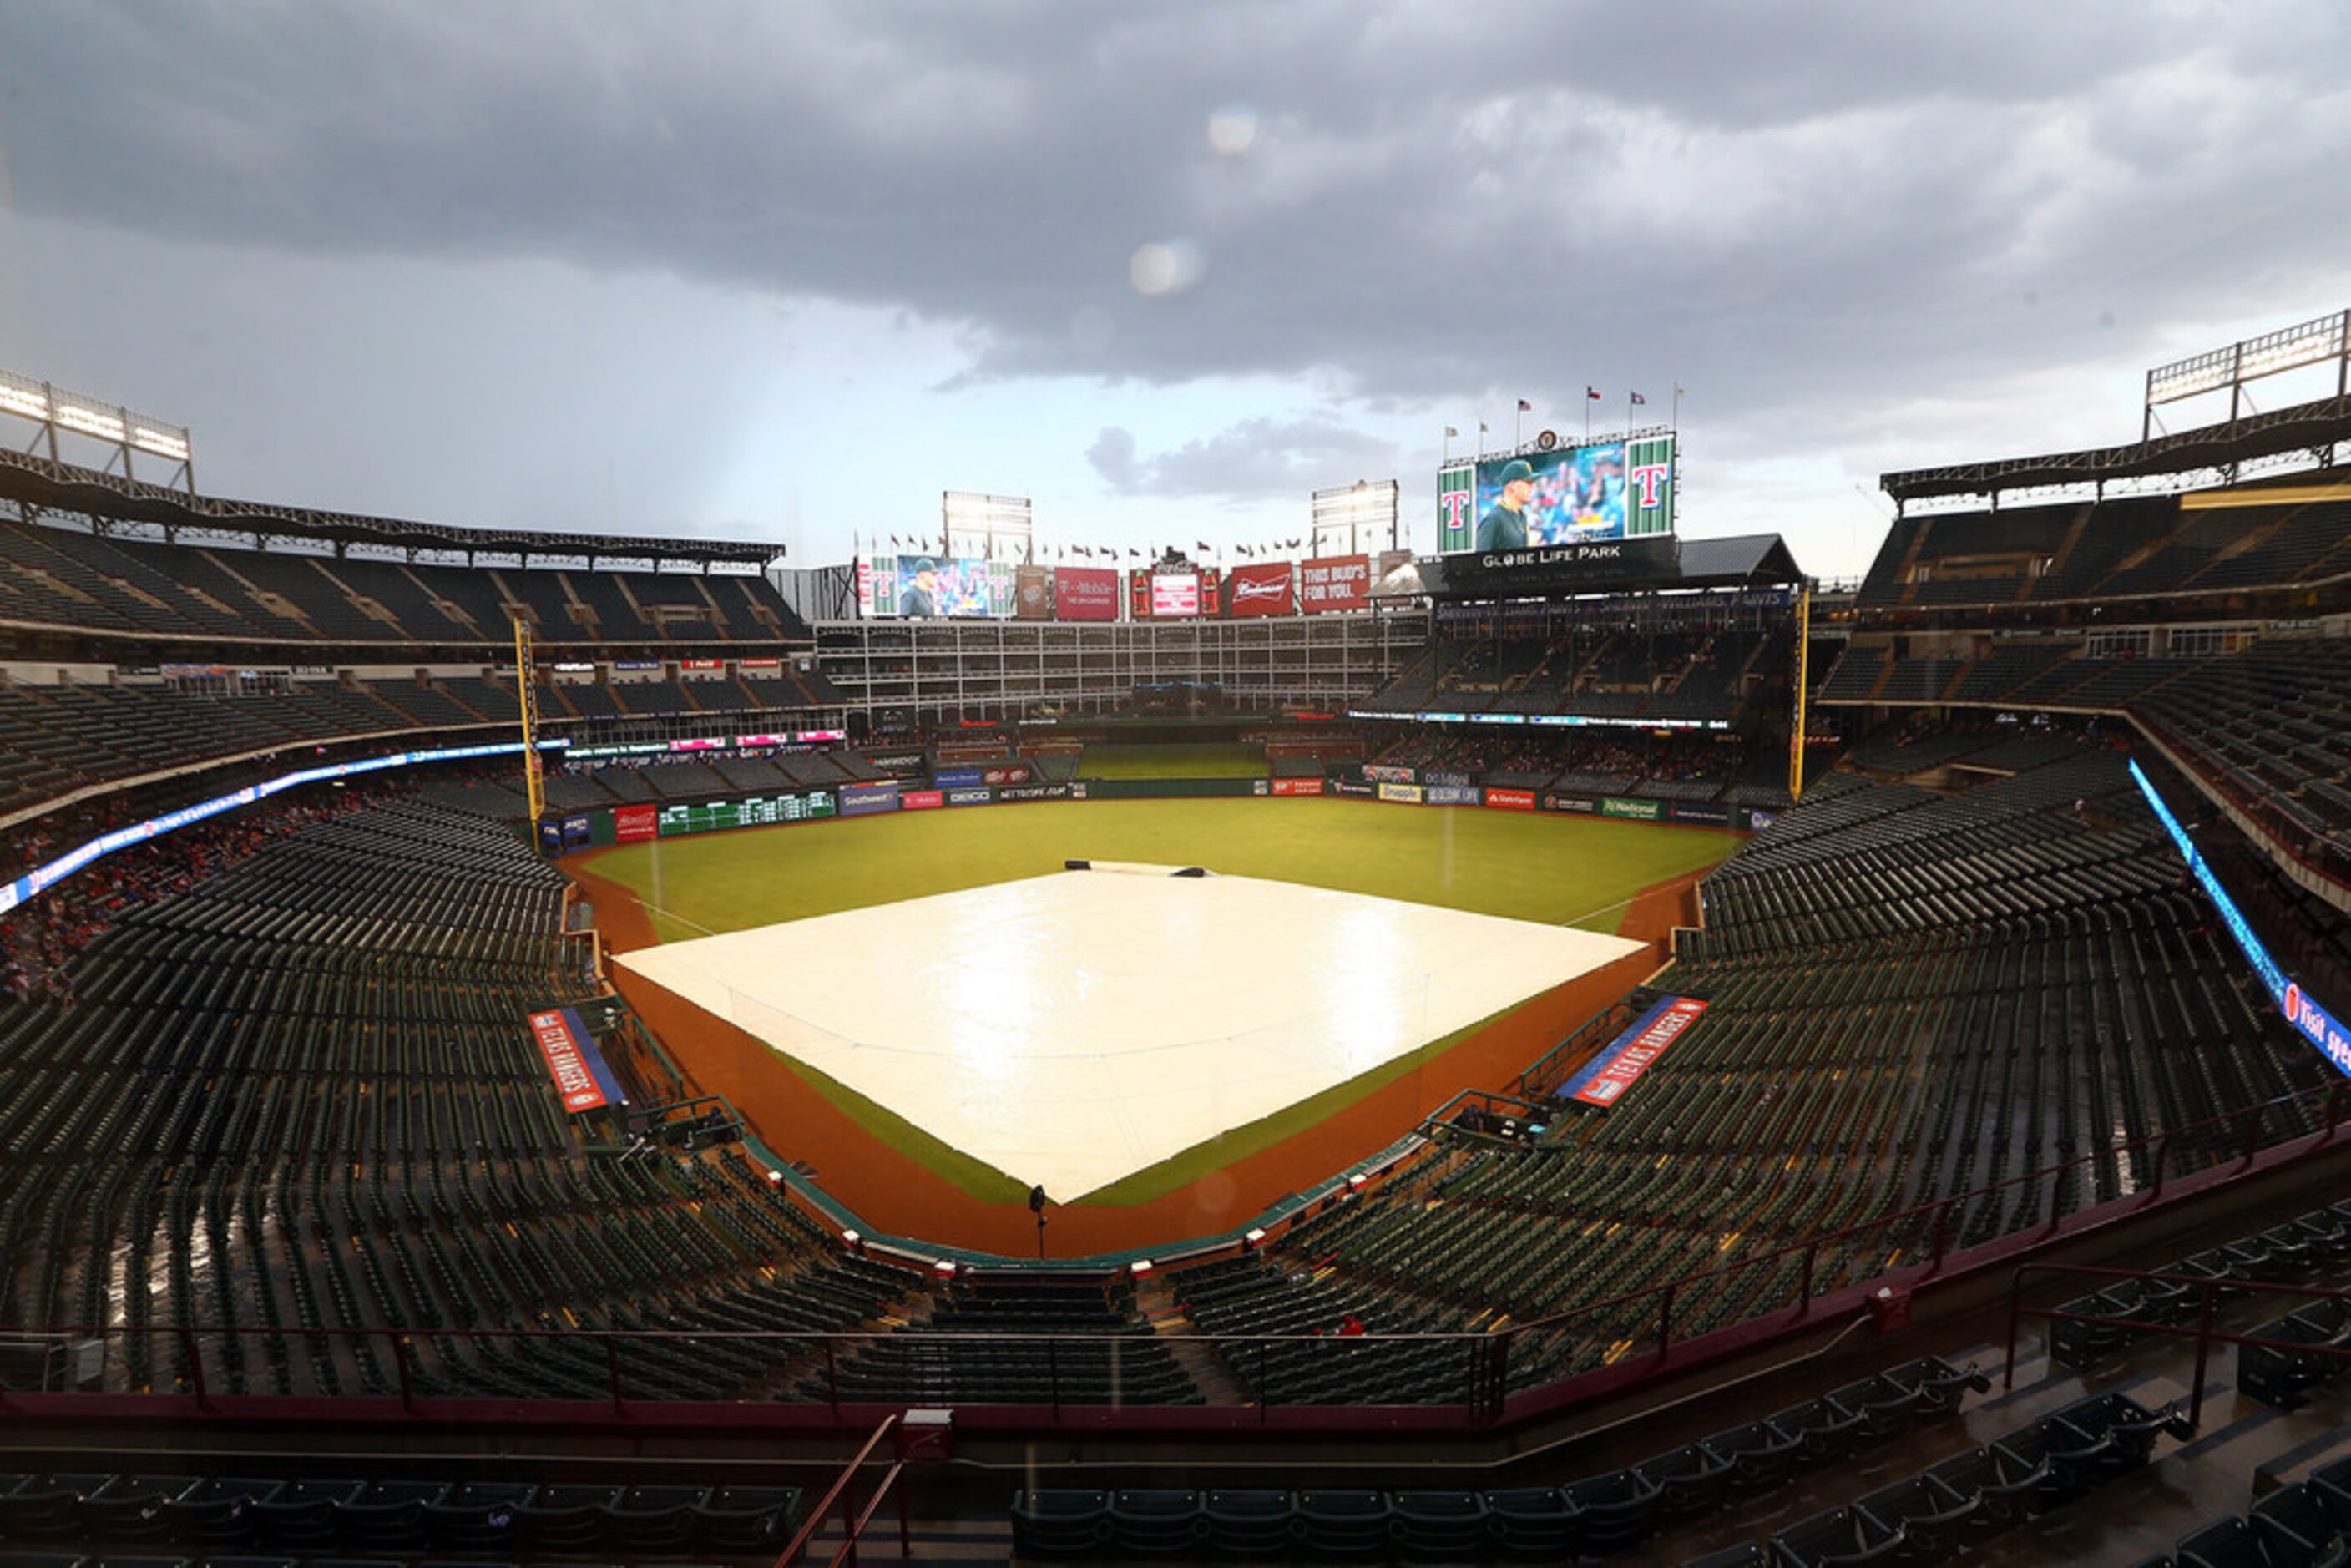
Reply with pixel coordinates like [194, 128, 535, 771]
[1388, 1490, 1489, 1560]
[1200, 1489, 1296, 1559]
[1484, 1486, 1580, 1561]
[1107, 1488, 1204, 1556]
[1294, 1489, 1392, 1560]
[77, 1476, 200, 1544]
[421, 1481, 537, 1552]
[1008, 1489, 1111, 1559]
[694, 1485, 803, 1551]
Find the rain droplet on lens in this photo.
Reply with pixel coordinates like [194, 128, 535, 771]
[1208, 103, 1257, 156]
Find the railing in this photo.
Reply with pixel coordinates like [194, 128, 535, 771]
[2004, 1263, 2351, 1429]
[776, 1414, 907, 1568]
[4, 1080, 2345, 1433]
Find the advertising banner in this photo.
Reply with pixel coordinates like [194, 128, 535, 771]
[1542, 793, 1596, 813]
[526, 1005, 624, 1114]
[1484, 787, 1536, 811]
[1224, 561, 1296, 617]
[615, 803, 660, 843]
[1439, 432, 1677, 553]
[1055, 565, 1120, 621]
[738, 657, 782, 670]
[1424, 770, 1473, 788]
[680, 658, 725, 673]
[902, 789, 944, 810]
[1747, 809, 1780, 831]
[860, 554, 1015, 618]
[867, 751, 928, 773]
[1667, 802, 1733, 825]
[1424, 784, 1483, 805]
[1363, 764, 1417, 784]
[944, 787, 994, 807]
[1272, 777, 1326, 797]
[1600, 796, 1664, 821]
[1558, 996, 1709, 1108]
[1299, 554, 1370, 614]
[1014, 564, 1054, 620]
[838, 781, 902, 817]
[1329, 776, 1377, 799]
[997, 782, 1075, 802]
[1378, 781, 1425, 804]
[562, 814, 593, 847]
[937, 763, 1034, 788]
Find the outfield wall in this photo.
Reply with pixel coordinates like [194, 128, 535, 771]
[547, 773, 1772, 851]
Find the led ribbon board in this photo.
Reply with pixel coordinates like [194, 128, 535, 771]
[0, 738, 567, 918]
[2129, 758, 2349, 1074]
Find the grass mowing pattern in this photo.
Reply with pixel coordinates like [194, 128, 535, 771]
[593, 797, 1736, 1202]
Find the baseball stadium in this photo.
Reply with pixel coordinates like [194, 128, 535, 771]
[3, 306, 2351, 1564]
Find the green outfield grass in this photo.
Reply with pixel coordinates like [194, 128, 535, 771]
[1079, 742, 1267, 778]
[591, 797, 1737, 1203]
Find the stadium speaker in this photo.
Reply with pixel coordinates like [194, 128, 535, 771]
[1064, 858, 1092, 871]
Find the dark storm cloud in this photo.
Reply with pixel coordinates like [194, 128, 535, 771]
[1089, 417, 1397, 501]
[4, 0, 2348, 465]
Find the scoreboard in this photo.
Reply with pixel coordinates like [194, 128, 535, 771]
[656, 791, 837, 837]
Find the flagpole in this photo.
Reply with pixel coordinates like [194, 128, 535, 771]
[1441, 427, 1450, 467]
[1672, 383, 1684, 432]
[1584, 393, 1592, 446]
[1514, 403, 1523, 450]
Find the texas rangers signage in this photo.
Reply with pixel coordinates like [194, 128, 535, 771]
[1558, 997, 1709, 1108]
[526, 1006, 618, 1114]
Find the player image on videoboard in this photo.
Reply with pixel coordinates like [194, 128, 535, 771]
[1477, 444, 1628, 549]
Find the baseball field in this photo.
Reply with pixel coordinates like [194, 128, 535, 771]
[572, 797, 1738, 1251]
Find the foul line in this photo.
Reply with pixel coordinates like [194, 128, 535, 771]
[1561, 893, 1636, 930]
[638, 898, 718, 938]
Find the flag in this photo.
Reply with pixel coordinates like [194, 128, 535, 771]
[1444, 425, 1459, 438]
[1197, 540, 1211, 553]
[1478, 421, 1489, 434]
[1630, 392, 1646, 406]
[1517, 398, 1532, 412]
[1585, 387, 1602, 401]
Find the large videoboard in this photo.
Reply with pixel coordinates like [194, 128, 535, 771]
[655, 791, 837, 836]
[1438, 433, 1676, 553]
[859, 554, 1015, 618]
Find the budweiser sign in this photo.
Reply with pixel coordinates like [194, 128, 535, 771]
[1299, 555, 1369, 613]
[1224, 562, 1295, 617]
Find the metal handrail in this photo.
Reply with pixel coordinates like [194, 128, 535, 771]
[2005, 1261, 2351, 1428]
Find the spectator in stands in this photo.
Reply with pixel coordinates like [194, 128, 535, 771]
[1476, 461, 1537, 552]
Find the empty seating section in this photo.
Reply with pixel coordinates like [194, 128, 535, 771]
[1366, 627, 1776, 726]
[1869, 490, 2351, 611]
[0, 519, 811, 643]
[0, 800, 930, 1401]
[0, 1465, 803, 1555]
[813, 1277, 1201, 1405]
[1202, 744, 2329, 1393]
[1825, 627, 2351, 871]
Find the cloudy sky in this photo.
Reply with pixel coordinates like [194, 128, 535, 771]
[2, 2, 2347, 579]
